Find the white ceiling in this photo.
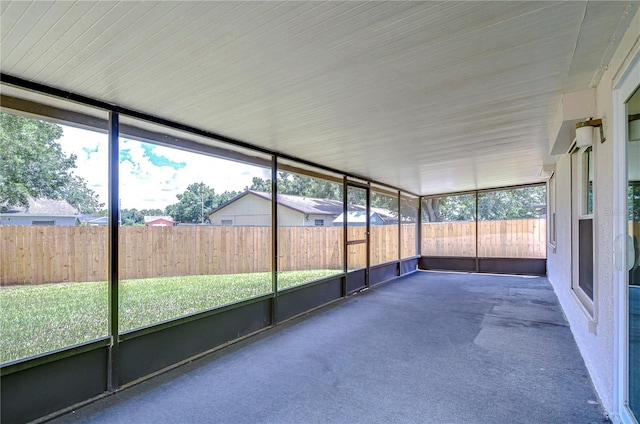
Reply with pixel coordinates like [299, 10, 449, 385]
[1, 1, 637, 195]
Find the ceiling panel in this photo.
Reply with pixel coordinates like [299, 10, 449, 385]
[1, 1, 637, 195]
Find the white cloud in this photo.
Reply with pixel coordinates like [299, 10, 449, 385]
[58, 126, 109, 205]
[59, 125, 270, 211]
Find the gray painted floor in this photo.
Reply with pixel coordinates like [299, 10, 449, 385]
[50, 271, 609, 424]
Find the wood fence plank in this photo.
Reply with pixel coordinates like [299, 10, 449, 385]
[45, 226, 55, 283]
[195, 226, 202, 275]
[29, 227, 37, 284]
[199, 226, 209, 275]
[100, 226, 108, 281]
[119, 227, 127, 280]
[1, 226, 15, 285]
[16, 226, 25, 284]
[211, 226, 220, 275]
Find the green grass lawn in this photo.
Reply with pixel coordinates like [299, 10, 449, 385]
[0, 269, 340, 364]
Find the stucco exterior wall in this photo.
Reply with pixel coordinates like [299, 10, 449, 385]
[547, 9, 640, 417]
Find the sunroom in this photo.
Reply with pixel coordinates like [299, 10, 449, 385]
[1, 2, 639, 423]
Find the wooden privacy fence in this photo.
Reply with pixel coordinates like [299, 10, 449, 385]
[1, 220, 544, 285]
[2, 226, 277, 286]
[421, 219, 547, 258]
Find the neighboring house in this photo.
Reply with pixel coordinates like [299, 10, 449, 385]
[78, 214, 109, 226]
[0, 197, 79, 226]
[207, 190, 397, 227]
[531, 204, 547, 218]
[333, 210, 388, 226]
[144, 216, 176, 227]
[208, 191, 345, 227]
[371, 207, 400, 225]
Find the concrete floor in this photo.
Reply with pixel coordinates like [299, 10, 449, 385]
[50, 271, 609, 424]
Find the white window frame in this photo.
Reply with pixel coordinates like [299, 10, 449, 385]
[571, 145, 596, 318]
[581, 146, 595, 217]
[548, 173, 557, 251]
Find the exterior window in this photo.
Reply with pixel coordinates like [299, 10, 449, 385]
[584, 147, 594, 215]
[314, 219, 324, 226]
[221, 219, 233, 226]
[548, 173, 557, 250]
[31, 220, 55, 226]
[571, 146, 595, 313]
[579, 146, 595, 302]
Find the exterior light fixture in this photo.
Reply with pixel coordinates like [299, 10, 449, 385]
[575, 118, 605, 147]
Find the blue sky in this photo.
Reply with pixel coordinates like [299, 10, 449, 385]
[58, 125, 269, 211]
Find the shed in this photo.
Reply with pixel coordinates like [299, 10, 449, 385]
[144, 216, 176, 227]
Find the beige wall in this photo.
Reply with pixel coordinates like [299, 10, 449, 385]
[547, 9, 640, 416]
[277, 205, 304, 226]
[209, 194, 272, 226]
[209, 194, 336, 227]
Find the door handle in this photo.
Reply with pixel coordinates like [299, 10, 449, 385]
[614, 234, 636, 271]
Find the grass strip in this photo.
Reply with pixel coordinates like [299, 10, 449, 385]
[0, 269, 339, 364]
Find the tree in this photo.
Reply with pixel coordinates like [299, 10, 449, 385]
[165, 182, 238, 223]
[1, 113, 72, 208]
[422, 186, 546, 222]
[139, 208, 164, 217]
[478, 186, 546, 220]
[0, 112, 102, 213]
[250, 172, 547, 222]
[248, 172, 403, 212]
[120, 208, 145, 226]
[246, 176, 272, 193]
[370, 191, 398, 212]
[246, 172, 342, 201]
[422, 194, 476, 222]
[118, 208, 167, 226]
[400, 197, 419, 222]
[630, 183, 640, 222]
[61, 175, 105, 214]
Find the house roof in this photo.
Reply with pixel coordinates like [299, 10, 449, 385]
[250, 191, 345, 216]
[78, 214, 109, 225]
[144, 216, 175, 224]
[208, 190, 399, 221]
[333, 211, 386, 225]
[370, 207, 398, 221]
[1, 197, 78, 216]
[209, 191, 345, 216]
